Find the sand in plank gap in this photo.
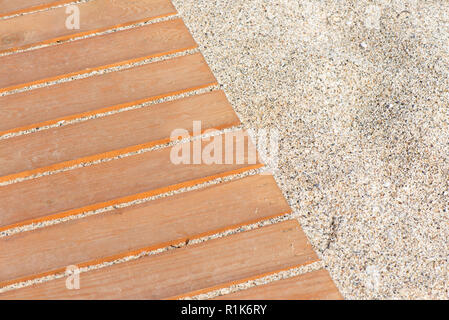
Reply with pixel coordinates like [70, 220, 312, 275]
[0, 174, 290, 286]
[0, 130, 261, 231]
[0, 19, 197, 93]
[0, 53, 217, 135]
[0, 220, 317, 299]
[0, 91, 240, 181]
[0, 0, 177, 54]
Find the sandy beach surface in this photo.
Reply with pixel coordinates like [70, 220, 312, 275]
[173, 0, 449, 299]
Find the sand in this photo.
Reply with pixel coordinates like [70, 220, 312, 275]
[172, 0, 449, 299]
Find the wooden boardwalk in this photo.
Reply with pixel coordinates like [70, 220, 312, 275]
[0, 0, 341, 299]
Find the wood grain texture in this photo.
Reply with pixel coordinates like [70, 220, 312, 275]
[0, 1, 74, 19]
[212, 269, 343, 300]
[0, 0, 177, 53]
[0, 19, 197, 93]
[0, 53, 217, 136]
[0, 130, 261, 231]
[0, 91, 239, 182]
[0, 174, 290, 286]
[0, 220, 318, 300]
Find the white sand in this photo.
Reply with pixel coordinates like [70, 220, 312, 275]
[173, 0, 449, 299]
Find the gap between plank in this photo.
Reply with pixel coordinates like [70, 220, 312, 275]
[0, 0, 93, 20]
[0, 14, 180, 57]
[0, 42, 199, 95]
[0, 166, 268, 238]
[0, 1, 178, 56]
[0, 120, 238, 185]
[0, 47, 199, 97]
[0, 123, 243, 186]
[0, 85, 219, 140]
[175, 260, 325, 300]
[0, 162, 265, 236]
[0, 213, 296, 293]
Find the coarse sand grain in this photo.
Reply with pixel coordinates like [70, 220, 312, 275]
[173, 0, 449, 299]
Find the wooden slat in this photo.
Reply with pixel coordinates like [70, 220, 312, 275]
[0, 1, 74, 19]
[212, 269, 343, 300]
[0, 0, 177, 54]
[0, 53, 216, 136]
[0, 174, 290, 286]
[0, 19, 197, 93]
[0, 220, 318, 300]
[0, 130, 261, 231]
[0, 91, 239, 182]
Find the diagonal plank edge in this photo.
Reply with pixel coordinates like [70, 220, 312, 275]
[0, 130, 261, 232]
[0, 91, 240, 183]
[0, 174, 290, 287]
[0, 220, 318, 300]
[0, 53, 217, 136]
[0, 0, 177, 54]
[0, 19, 197, 94]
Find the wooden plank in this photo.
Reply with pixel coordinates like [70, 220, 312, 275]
[212, 269, 343, 300]
[0, 174, 290, 286]
[0, 1, 74, 19]
[0, 0, 177, 54]
[0, 91, 240, 182]
[0, 53, 217, 136]
[0, 19, 197, 93]
[0, 220, 318, 300]
[0, 130, 261, 231]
